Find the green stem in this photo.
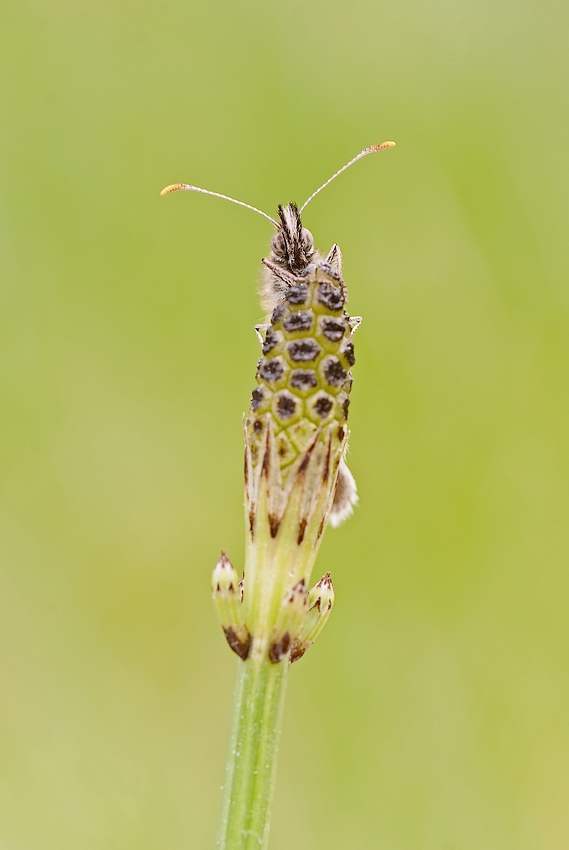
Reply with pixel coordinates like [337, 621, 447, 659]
[216, 654, 289, 850]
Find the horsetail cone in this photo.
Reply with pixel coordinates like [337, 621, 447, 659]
[161, 142, 396, 667]
[242, 202, 360, 664]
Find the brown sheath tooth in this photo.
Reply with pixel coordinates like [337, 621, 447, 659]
[298, 436, 318, 474]
[322, 433, 332, 484]
[269, 514, 280, 538]
[262, 443, 270, 476]
[223, 626, 252, 660]
[297, 517, 307, 545]
[289, 638, 312, 664]
[268, 631, 291, 663]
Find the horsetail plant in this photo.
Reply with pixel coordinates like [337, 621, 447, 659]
[161, 140, 395, 850]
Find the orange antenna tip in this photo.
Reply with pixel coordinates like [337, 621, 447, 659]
[368, 141, 396, 152]
[160, 183, 188, 196]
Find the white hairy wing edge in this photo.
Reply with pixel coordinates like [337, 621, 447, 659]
[329, 457, 358, 527]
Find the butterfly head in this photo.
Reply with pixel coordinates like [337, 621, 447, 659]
[269, 203, 316, 276]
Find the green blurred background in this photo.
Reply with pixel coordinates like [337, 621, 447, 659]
[1, 0, 568, 848]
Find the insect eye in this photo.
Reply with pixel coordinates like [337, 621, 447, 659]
[301, 228, 314, 252]
[271, 232, 286, 256]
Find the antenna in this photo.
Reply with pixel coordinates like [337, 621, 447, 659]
[299, 141, 396, 214]
[160, 183, 279, 227]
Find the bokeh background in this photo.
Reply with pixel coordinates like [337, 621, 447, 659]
[1, 0, 568, 848]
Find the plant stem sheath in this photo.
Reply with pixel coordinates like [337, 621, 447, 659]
[216, 655, 289, 850]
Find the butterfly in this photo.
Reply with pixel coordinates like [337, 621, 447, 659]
[161, 142, 395, 526]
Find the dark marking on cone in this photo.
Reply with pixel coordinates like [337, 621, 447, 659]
[262, 328, 279, 355]
[290, 369, 318, 391]
[259, 357, 284, 383]
[317, 281, 344, 311]
[285, 283, 308, 306]
[323, 357, 347, 387]
[284, 310, 313, 333]
[276, 394, 296, 419]
[251, 387, 265, 410]
[271, 304, 286, 326]
[314, 395, 333, 418]
[297, 517, 307, 545]
[320, 317, 345, 342]
[287, 339, 321, 363]
[342, 341, 356, 366]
